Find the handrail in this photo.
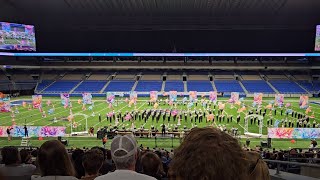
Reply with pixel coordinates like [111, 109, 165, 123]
[263, 159, 320, 175]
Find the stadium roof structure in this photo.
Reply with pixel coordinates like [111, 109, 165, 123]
[2, 0, 320, 32]
[1, 52, 320, 57]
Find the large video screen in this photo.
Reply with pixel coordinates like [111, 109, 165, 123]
[0, 22, 36, 51]
[316, 25, 320, 51]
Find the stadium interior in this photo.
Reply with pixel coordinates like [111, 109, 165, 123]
[1, 0, 320, 180]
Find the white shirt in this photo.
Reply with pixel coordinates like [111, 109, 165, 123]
[95, 170, 156, 180]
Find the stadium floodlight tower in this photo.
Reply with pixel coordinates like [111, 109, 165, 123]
[70, 113, 89, 136]
[244, 114, 264, 138]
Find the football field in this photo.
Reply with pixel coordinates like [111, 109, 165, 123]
[0, 96, 319, 149]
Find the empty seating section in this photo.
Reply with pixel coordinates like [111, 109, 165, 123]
[36, 80, 53, 92]
[104, 81, 135, 92]
[61, 74, 83, 80]
[187, 81, 213, 92]
[164, 81, 184, 91]
[298, 81, 320, 93]
[188, 75, 208, 80]
[0, 84, 14, 91]
[241, 75, 261, 80]
[215, 80, 244, 92]
[44, 81, 80, 93]
[87, 74, 109, 80]
[12, 74, 34, 82]
[0, 74, 9, 82]
[114, 74, 135, 80]
[15, 83, 36, 90]
[242, 80, 274, 93]
[269, 80, 306, 93]
[135, 81, 162, 91]
[74, 81, 107, 93]
[141, 75, 162, 80]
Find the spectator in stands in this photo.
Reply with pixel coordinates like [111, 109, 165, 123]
[72, 149, 85, 179]
[169, 127, 248, 180]
[141, 152, 165, 180]
[245, 151, 270, 180]
[20, 149, 32, 164]
[91, 147, 113, 175]
[95, 135, 156, 180]
[81, 149, 104, 180]
[0, 146, 36, 179]
[32, 140, 77, 180]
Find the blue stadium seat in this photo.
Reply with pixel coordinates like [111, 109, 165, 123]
[164, 81, 184, 92]
[187, 80, 213, 92]
[242, 80, 274, 93]
[43, 81, 80, 93]
[74, 81, 107, 93]
[135, 81, 162, 91]
[104, 80, 135, 92]
[215, 80, 244, 93]
[36, 80, 54, 91]
[269, 80, 306, 94]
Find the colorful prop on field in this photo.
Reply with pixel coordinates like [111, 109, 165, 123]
[182, 97, 188, 104]
[106, 92, 115, 104]
[22, 101, 27, 108]
[60, 93, 70, 107]
[285, 103, 291, 108]
[305, 107, 312, 114]
[265, 104, 273, 109]
[153, 102, 159, 109]
[32, 95, 42, 109]
[274, 94, 284, 107]
[228, 92, 239, 104]
[0, 126, 66, 137]
[268, 128, 320, 139]
[129, 91, 138, 104]
[218, 102, 225, 110]
[150, 91, 158, 102]
[171, 110, 178, 116]
[209, 91, 217, 103]
[0, 93, 11, 112]
[189, 91, 197, 103]
[46, 100, 51, 106]
[253, 93, 263, 105]
[82, 93, 92, 105]
[237, 105, 246, 113]
[268, 128, 294, 139]
[169, 91, 178, 102]
[299, 95, 309, 109]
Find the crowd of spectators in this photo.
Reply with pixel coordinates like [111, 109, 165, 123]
[0, 127, 272, 180]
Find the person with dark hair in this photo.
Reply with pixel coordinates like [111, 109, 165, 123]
[32, 140, 77, 180]
[141, 152, 165, 180]
[20, 149, 32, 164]
[0, 146, 36, 179]
[72, 149, 85, 179]
[91, 147, 113, 175]
[169, 127, 247, 180]
[81, 149, 104, 180]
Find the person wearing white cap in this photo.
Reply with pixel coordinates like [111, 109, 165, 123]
[95, 135, 156, 180]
